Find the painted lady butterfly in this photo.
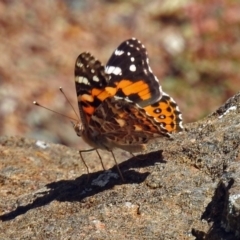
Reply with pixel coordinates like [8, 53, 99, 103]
[74, 38, 183, 180]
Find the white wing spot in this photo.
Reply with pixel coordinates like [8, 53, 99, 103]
[129, 64, 136, 72]
[148, 66, 153, 73]
[154, 76, 160, 83]
[91, 69, 95, 73]
[136, 47, 140, 50]
[93, 75, 99, 82]
[130, 57, 135, 62]
[127, 52, 131, 56]
[83, 77, 89, 85]
[114, 95, 123, 100]
[77, 76, 89, 85]
[105, 66, 122, 75]
[136, 103, 142, 108]
[125, 96, 133, 102]
[77, 62, 83, 68]
[115, 49, 124, 56]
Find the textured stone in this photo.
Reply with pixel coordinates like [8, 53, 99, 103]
[0, 92, 240, 239]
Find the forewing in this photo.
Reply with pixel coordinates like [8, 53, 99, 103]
[74, 52, 111, 126]
[105, 38, 162, 107]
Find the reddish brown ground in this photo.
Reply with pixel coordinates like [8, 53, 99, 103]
[0, 0, 239, 147]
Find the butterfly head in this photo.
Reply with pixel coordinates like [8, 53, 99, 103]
[72, 121, 83, 137]
[72, 120, 106, 150]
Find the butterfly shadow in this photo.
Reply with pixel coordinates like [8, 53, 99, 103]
[0, 150, 166, 222]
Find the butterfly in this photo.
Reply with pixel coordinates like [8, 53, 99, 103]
[73, 38, 183, 180]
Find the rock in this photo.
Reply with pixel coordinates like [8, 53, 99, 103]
[0, 92, 240, 239]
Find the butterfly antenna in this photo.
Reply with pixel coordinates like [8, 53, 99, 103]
[59, 87, 80, 121]
[33, 101, 78, 122]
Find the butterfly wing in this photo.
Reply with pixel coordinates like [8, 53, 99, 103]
[74, 39, 183, 152]
[89, 95, 183, 152]
[89, 97, 170, 151]
[105, 38, 163, 107]
[104, 38, 183, 133]
[74, 52, 111, 127]
[144, 93, 183, 133]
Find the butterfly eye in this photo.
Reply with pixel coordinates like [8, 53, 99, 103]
[72, 122, 83, 137]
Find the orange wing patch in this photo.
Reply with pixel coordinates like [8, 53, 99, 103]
[106, 79, 151, 101]
[79, 89, 111, 122]
[144, 95, 182, 133]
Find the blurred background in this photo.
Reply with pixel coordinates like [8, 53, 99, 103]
[0, 0, 239, 148]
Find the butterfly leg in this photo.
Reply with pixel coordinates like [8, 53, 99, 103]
[79, 149, 106, 182]
[95, 149, 106, 171]
[110, 151, 125, 182]
[79, 148, 96, 182]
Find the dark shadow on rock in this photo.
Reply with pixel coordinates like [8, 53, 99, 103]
[192, 178, 236, 240]
[0, 150, 165, 221]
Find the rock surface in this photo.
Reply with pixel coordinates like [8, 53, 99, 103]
[0, 92, 240, 239]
